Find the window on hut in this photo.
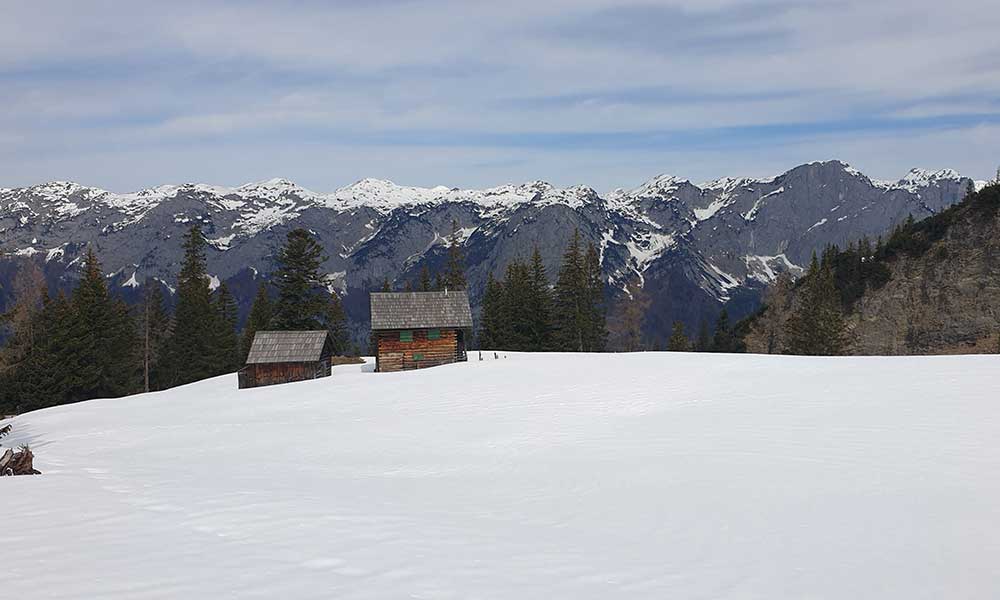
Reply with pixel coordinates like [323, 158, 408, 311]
[427, 328, 441, 340]
[400, 330, 413, 342]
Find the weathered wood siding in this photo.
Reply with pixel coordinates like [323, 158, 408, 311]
[238, 360, 331, 388]
[375, 328, 464, 372]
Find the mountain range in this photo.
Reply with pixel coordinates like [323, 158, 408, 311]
[0, 160, 985, 346]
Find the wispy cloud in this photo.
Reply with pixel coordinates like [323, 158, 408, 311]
[0, 0, 998, 191]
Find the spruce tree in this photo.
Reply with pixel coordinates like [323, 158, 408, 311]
[211, 283, 240, 373]
[139, 280, 170, 392]
[501, 259, 533, 350]
[690, 319, 707, 352]
[526, 247, 554, 351]
[326, 292, 349, 355]
[583, 242, 607, 351]
[271, 229, 329, 330]
[785, 255, 848, 355]
[160, 225, 219, 387]
[240, 282, 273, 363]
[479, 272, 504, 349]
[67, 248, 138, 400]
[667, 321, 690, 351]
[553, 229, 587, 351]
[443, 219, 467, 290]
[419, 265, 432, 292]
[712, 307, 735, 353]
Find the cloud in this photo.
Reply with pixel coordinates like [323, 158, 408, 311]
[0, 0, 998, 190]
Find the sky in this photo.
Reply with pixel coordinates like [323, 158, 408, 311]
[1, 0, 999, 193]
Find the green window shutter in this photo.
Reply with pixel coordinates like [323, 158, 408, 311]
[413, 353, 424, 361]
[427, 328, 441, 340]
[400, 330, 413, 342]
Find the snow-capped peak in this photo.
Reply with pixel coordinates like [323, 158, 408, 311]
[629, 174, 690, 198]
[880, 168, 963, 193]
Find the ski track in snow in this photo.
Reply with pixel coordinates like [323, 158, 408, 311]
[3, 353, 1000, 599]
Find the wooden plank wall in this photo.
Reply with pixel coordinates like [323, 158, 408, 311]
[376, 328, 460, 372]
[239, 361, 330, 388]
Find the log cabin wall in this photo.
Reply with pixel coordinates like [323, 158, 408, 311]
[238, 360, 331, 388]
[375, 328, 465, 372]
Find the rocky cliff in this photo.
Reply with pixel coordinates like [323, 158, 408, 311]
[745, 183, 1000, 355]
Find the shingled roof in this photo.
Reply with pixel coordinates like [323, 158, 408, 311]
[370, 290, 474, 330]
[245, 330, 332, 364]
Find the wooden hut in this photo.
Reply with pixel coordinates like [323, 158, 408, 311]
[238, 330, 334, 389]
[370, 290, 473, 372]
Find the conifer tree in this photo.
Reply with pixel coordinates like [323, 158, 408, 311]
[785, 255, 848, 355]
[240, 282, 273, 363]
[443, 219, 467, 290]
[210, 283, 240, 373]
[667, 321, 690, 351]
[526, 247, 554, 351]
[583, 242, 607, 351]
[382, 278, 392, 292]
[479, 272, 504, 349]
[271, 229, 330, 330]
[160, 225, 219, 387]
[695, 318, 711, 352]
[139, 280, 170, 392]
[419, 265, 432, 292]
[67, 248, 138, 400]
[326, 292, 349, 354]
[553, 229, 587, 351]
[404, 280, 413, 292]
[712, 307, 735, 353]
[501, 259, 534, 350]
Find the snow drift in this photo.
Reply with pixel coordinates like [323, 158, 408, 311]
[3, 352, 999, 599]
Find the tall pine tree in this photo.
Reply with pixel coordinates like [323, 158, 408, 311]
[160, 225, 220, 387]
[553, 229, 587, 351]
[526, 247, 554, 351]
[139, 280, 170, 392]
[210, 283, 240, 373]
[240, 282, 273, 363]
[271, 229, 330, 330]
[479, 272, 504, 349]
[667, 321, 690, 351]
[583, 242, 607, 351]
[443, 219, 467, 290]
[785, 254, 848, 355]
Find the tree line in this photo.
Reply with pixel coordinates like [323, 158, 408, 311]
[478, 230, 607, 352]
[0, 226, 347, 414]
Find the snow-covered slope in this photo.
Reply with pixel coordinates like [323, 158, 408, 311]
[4, 352, 999, 599]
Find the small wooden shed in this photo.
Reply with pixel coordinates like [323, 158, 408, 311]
[370, 290, 473, 372]
[238, 330, 334, 389]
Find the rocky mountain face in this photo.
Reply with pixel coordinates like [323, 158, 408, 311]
[0, 161, 980, 347]
[745, 183, 1000, 355]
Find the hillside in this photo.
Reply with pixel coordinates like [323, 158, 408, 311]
[0, 161, 978, 344]
[746, 183, 1000, 355]
[4, 352, 1000, 598]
